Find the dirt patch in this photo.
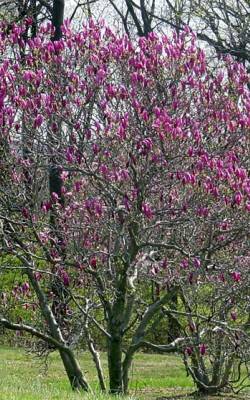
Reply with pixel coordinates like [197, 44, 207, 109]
[157, 393, 250, 400]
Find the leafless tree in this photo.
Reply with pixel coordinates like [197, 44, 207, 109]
[75, 0, 250, 67]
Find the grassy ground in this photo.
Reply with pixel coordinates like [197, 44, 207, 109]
[0, 346, 249, 400]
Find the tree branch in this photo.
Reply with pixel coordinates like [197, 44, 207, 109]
[0, 318, 68, 351]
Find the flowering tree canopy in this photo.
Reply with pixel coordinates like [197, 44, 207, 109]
[0, 19, 249, 394]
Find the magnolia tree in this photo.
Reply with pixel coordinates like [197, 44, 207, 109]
[0, 18, 250, 395]
[150, 244, 250, 394]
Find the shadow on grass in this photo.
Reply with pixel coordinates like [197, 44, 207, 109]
[157, 392, 250, 400]
[156, 391, 196, 400]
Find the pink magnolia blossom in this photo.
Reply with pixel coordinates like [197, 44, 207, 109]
[231, 311, 237, 321]
[186, 347, 193, 356]
[33, 114, 43, 128]
[234, 191, 243, 206]
[141, 202, 154, 219]
[199, 343, 207, 356]
[231, 271, 241, 282]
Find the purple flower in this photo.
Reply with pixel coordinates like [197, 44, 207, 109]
[141, 202, 154, 219]
[231, 271, 241, 282]
[199, 343, 206, 356]
[231, 311, 237, 321]
[33, 114, 43, 128]
[193, 257, 201, 268]
[180, 259, 189, 269]
[22, 207, 29, 219]
[234, 191, 243, 206]
[186, 347, 193, 356]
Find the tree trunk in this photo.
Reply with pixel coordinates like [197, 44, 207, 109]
[59, 349, 89, 391]
[30, 0, 38, 38]
[108, 332, 124, 394]
[167, 292, 180, 343]
[49, 0, 68, 328]
[52, 0, 65, 41]
[26, 268, 89, 391]
[84, 315, 106, 392]
[106, 270, 128, 394]
[87, 338, 106, 392]
[50, 0, 65, 204]
[122, 348, 134, 394]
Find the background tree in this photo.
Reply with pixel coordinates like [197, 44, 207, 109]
[73, 0, 250, 69]
[0, 0, 52, 39]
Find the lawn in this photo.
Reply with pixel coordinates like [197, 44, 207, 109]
[0, 346, 249, 400]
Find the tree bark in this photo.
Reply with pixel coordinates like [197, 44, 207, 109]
[107, 274, 127, 394]
[52, 0, 65, 41]
[123, 290, 178, 392]
[59, 349, 89, 391]
[49, 0, 65, 204]
[25, 265, 90, 391]
[87, 337, 106, 392]
[84, 310, 106, 392]
[167, 292, 180, 343]
[49, 0, 68, 329]
[108, 330, 124, 394]
[122, 347, 135, 394]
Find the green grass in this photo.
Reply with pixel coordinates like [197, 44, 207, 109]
[0, 346, 249, 400]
